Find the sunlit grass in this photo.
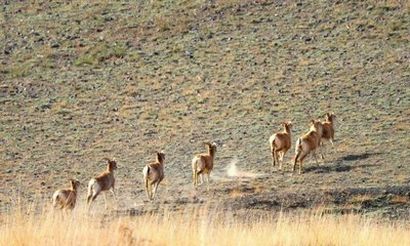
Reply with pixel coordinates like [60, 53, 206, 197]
[1, 203, 409, 246]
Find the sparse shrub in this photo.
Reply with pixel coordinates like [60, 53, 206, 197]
[155, 16, 171, 32]
[74, 42, 127, 66]
[8, 62, 34, 78]
[74, 54, 97, 66]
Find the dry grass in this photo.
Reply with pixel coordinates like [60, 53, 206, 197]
[1, 204, 410, 246]
[389, 195, 409, 205]
[349, 194, 374, 204]
[1, 0, 409, 225]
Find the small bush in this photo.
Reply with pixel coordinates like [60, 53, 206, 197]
[74, 42, 128, 66]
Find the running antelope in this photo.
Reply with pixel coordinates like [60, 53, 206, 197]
[320, 112, 337, 159]
[269, 121, 292, 171]
[293, 120, 324, 174]
[87, 158, 117, 210]
[52, 179, 80, 210]
[142, 152, 166, 201]
[192, 142, 217, 190]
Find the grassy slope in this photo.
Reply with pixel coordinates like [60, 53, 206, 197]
[1, 1, 409, 213]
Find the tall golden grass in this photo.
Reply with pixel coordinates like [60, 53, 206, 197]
[0, 203, 409, 246]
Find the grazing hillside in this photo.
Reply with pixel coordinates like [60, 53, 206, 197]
[0, 0, 409, 217]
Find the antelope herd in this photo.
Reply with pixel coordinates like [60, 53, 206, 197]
[52, 112, 336, 211]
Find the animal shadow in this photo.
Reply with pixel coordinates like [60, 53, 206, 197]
[340, 152, 382, 162]
[304, 152, 382, 174]
[305, 163, 378, 174]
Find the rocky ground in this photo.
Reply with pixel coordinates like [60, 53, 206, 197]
[1, 0, 409, 219]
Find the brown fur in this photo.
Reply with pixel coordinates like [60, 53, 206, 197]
[192, 142, 217, 190]
[87, 158, 117, 210]
[143, 152, 165, 200]
[52, 179, 80, 210]
[320, 112, 337, 158]
[269, 121, 292, 170]
[322, 113, 336, 140]
[293, 120, 324, 174]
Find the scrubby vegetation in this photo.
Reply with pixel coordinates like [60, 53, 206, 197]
[1, 1, 409, 242]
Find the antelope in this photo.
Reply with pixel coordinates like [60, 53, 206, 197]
[293, 120, 324, 174]
[87, 158, 117, 210]
[192, 142, 217, 190]
[52, 179, 80, 210]
[320, 112, 337, 159]
[142, 152, 166, 201]
[269, 121, 292, 171]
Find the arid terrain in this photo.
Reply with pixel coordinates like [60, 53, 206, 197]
[1, 0, 409, 222]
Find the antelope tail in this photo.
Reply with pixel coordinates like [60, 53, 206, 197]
[86, 180, 94, 204]
[143, 165, 150, 189]
[192, 157, 198, 186]
[294, 138, 303, 162]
